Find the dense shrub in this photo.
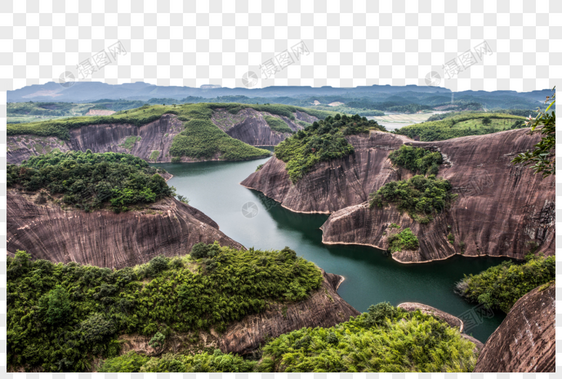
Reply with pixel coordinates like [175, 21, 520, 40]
[259, 303, 478, 372]
[264, 115, 293, 133]
[98, 303, 478, 373]
[7, 245, 323, 371]
[387, 228, 419, 253]
[275, 114, 386, 182]
[389, 145, 443, 175]
[455, 254, 555, 313]
[369, 175, 457, 224]
[7, 151, 174, 212]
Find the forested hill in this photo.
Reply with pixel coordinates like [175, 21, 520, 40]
[7, 103, 335, 164]
[7, 151, 174, 213]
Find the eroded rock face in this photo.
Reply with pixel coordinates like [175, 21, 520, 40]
[243, 129, 555, 262]
[7, 189, 244, 269]
[212, 108, 314, 146]
[118, 270, 360, 357]
[7, 114, 184, 164]
[242, 132, 409, 213]
[474, 282, 555, 372]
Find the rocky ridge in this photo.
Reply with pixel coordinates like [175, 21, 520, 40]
[241, 129, 555, 263]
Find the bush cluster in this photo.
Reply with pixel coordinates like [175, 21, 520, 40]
[7, 245, 323, 371]
[455, 253, 555, 313]
[264, 115, 293, 133]
[7, 151, 173, 212]
[275, 114, 386, 182]
[387, 228, 419, 253]
[389, 145, 443, 175]
[369, 175, 457, 224]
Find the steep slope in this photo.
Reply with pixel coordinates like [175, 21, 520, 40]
[212, 108, 318, 146]
[7, 189, 244, 269]
[242, 128, 554, 263]
[7, 103, 328, 164]
[474, 282, 555, 372]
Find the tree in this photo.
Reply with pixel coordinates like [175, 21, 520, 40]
[512, 89, 555, 177]
[42, 285, 72, 325]
[481, 117, 491, 126]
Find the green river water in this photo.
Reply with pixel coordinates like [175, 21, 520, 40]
[154, 157, 508, 343]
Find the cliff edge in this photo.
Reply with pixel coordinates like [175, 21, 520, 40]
[7, 189, 244, 269]
[474, 282, 555, 372]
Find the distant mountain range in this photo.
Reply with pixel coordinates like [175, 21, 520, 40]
[8, 82, 551, 110]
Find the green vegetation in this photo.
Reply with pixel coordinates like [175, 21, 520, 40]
[7, 245, 322, 372]
[7, 151, 174, 213]
[455, 254, 555, 313]
[389, 223, 401, 229]
[395, 113, 527, 141]
[388, 145, 443, 175]
[149, 150, 160, 162]
[512, 90, 555, 177]
[275, 114, 386, 182]
[387, 228, 419, 253]
[312, 104, 386, 117]
[370, 175, 457, 224]
[258, 303, 477, 372]
[8, 102, 334, 162]
[169, 119, 270, 160]
[119, 136, 141, 150]
[264, 115, 293, 133]
[96, 303, 477, 372]
[255, 163, 264, 172]
[447, 233, 455, 244]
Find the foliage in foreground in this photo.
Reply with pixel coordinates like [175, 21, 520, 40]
[7, 245, 322, 372]
[395, 113, 526, 141]
[512, 89, 555, 177]
[259, 302, 477, 372]
[275, 113, 386, 182]
[369, 175, 457, 224]
[7, 151, 173, 212]
[387, 228, 419, 253]
[98, 303, 477, 373]
[389, 145, 443, 176]
[455, 253, 555, 313]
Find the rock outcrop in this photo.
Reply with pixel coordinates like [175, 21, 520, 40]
[7, 189, 244, 269]
[398, 302, 484, 351]
[118, 270, 360, 357]
[212, 108, 316, 146]
[474, 282, 555, 372]
[242, 129, 555, 263]
[7, 114, 184, 164]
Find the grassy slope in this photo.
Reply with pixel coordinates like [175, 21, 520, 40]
[7, 103, 333, 161]
[395, 112, 526, 141]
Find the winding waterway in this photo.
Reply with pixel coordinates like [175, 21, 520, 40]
[155, 157, 508, 343]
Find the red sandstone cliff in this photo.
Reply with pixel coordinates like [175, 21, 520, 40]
[7, 189, 244, 269]
[474, 282, 555, 372]
[241, 129, 555, 263]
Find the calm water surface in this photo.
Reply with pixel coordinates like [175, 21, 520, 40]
[155, 157, 507, 342]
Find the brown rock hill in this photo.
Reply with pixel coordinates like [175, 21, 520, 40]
[241, 129, 554, 263]
[474, 282, 555, 372]
[7, 189, 244, 269]
[212, 108, 317, 146]
[7, 109, 317, 164]
[118, 271, 360, 357]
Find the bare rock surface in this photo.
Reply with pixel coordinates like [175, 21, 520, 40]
[212, 108, 315, 146]
[7, 189, 244, 269]
[474, 282, 555, 372]
[243, 129, 555, 262]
